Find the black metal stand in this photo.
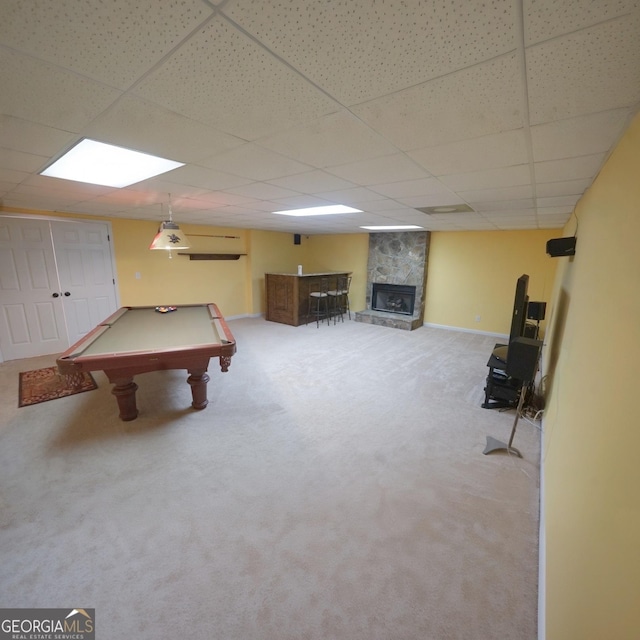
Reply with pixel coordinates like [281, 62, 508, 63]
[482, 345, 521, 410]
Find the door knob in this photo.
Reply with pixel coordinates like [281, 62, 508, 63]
[64, 291, 71, 296]
[52, 292, 59, 298]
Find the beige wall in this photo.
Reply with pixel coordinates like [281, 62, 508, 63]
[425, 229, 558, 336]
[542, 112, 640, 639]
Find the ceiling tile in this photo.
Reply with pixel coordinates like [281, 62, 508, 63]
[531, 109, 633, 162]
[352, 54, 524, 150]
[524, 0, 637, 45]
[267, 170, 355, 194]
[409, 129, 529, 176]
[21, 175, 114, 198]
[223, 182, 303, 201]
[200, 144, 313, 181]
[0, 168, 31, 185]
[123, 180, 220, 203]
[370, 177, 459, 200]
[257, 110, 398, 168]
[457, 185, 534, 202]
[536, 179, 592, 197]
[360, 199, 413, 212]
[440, 165, 532, 191]
[225, 0, 516, 104]
[0, 0, 215, 89]
[0, 48, 122, 132]
[537, 195, 581, 208]
[315, 187, 390, 205]
[536, 206, 576, 216]
[527, 15, 640, 125]
[3, 192, 87, 210]
[472, 199, 535, 212]
[163, 165, 253, 191]
[534, 154, 606, 183]
[134, 17, 340, 140]
[326, 154, 431, 185]
[85, 97, 246, 164]
[0, 116, 76, 157]
[180, 192, 259, 208]
[0, 148, 49, 173]
[536, 212, 576, 224]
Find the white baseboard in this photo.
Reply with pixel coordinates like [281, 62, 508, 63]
[226, 313, 263, 321]
[538, 419, 546, 640]
[422, 322, 508, 340]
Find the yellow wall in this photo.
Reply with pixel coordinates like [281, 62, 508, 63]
[1, 206, 558, 332]
[111, 219, 251, 316]
[244, 231, 369, 316]
[425, 229, 558, 336]
[542, 112, 640, 639]
[246, 229, 307, 315]
[303, 233, 370, 313]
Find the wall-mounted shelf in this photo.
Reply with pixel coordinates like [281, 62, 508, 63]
[178, 253, 246, 261]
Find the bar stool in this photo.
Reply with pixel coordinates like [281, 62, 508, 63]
[328, 275, 351, 323]
[307, 277, 331, 327]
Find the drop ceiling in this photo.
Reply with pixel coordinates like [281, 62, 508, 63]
[1, 0, 639, 234]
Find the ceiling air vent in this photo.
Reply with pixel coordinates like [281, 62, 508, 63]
[416, 204, 475, 214]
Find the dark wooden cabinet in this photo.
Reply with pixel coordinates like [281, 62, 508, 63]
[265, 272, 350, 326]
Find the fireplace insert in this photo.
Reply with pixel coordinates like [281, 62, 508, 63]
[371, 283, 416, 316]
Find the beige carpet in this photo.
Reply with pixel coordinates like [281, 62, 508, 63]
[0, 317, 540, 639]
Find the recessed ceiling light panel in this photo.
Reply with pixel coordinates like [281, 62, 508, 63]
[40, 138, 185, 188]
[272, 205, 362, 217]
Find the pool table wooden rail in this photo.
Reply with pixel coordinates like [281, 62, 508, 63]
[56, 303, 236, 421]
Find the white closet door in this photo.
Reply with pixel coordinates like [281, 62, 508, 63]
[51, 220, 118, 346]
[0, 217, 68, 359]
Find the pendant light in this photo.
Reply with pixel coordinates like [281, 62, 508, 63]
[149, 194, 191, 252]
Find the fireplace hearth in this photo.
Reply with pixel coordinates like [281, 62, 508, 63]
[372, 283, 416, 316]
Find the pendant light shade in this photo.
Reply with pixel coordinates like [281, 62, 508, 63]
[149, 195, 190, 251]
[149, 220, 191, 250]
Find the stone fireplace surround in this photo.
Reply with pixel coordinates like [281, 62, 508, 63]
[355, 231, 430, 331]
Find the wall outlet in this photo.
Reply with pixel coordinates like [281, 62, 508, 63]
[475, 315, 481, 322]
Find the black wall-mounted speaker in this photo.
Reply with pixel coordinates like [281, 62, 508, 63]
[293, 234, 301, 245]
[527, 301, 547, 321]
[546, 236, 576, 257]
[506, 337, 543, 383]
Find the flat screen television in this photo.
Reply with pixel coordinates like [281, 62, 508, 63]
[509, 274, 529, 343]
[493, 274, 529, 364]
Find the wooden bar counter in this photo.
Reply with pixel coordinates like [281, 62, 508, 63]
[265, 272, 351, 326]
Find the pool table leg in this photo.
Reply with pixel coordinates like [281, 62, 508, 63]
[187, 369, 210, 410]
[110, 378, 139, 421]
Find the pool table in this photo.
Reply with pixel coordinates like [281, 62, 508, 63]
[56, 303, 236, 421]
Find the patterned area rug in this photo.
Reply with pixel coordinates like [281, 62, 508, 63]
[18, 366, 97, 407]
